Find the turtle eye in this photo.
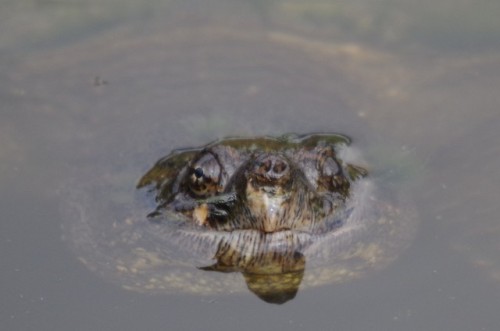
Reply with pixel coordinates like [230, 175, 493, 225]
[187, 153, 222, 197]
[193, 167, 204, 178]
[318, 152, 349, 193]
[321, 157, 340, 177]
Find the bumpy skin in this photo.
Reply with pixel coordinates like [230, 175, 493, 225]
[63, 133, 416, 304]
[139, 133, 358, 231]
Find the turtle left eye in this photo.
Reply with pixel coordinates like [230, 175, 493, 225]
[187, 152, 222, 197]
[194, 167, 204, 178]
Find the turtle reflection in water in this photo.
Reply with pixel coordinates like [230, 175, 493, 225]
[124, 133, 414, 303]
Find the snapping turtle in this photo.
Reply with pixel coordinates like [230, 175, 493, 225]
[63, 133, 415, 304]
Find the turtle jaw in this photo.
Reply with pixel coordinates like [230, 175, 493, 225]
[242, 153, 295, 233]
[245, 178, 292, 233]
[244, 167, 323, 233]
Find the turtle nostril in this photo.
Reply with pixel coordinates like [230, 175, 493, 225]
[252, 154, 290, 182]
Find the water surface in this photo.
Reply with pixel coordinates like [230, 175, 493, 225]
[2, 0, 500, 330]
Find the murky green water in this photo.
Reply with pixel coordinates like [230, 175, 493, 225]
[2, 0, 500, 330]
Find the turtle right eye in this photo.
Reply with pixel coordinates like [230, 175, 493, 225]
[321, 157, 340, 177]
[316, 149, 349, 194]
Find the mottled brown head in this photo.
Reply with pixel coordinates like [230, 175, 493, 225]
[137, 133, 364, 234]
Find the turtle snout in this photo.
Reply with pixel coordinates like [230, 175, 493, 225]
[252, 154, 291, 184]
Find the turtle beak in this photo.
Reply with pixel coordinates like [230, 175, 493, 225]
[243, 154, 295, 233]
